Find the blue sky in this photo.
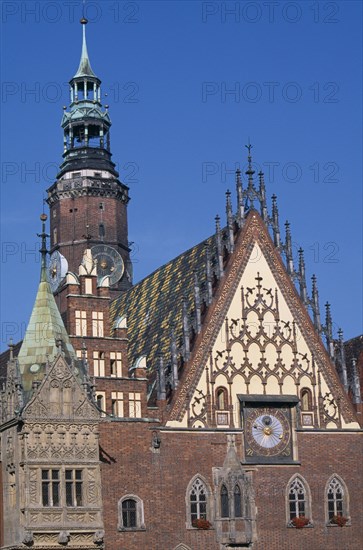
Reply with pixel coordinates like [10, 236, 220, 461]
[0, 0, 362, 349]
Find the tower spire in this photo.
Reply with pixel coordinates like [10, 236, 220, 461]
[74, 17, 97, 79]
[17, 215, 77, 397]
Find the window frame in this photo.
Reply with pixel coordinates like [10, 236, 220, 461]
[286, 474, 312, 527]
[325, 475, 350, 526]
[41, 469, 60, 507]
[118, 494, 145, 531]
[185, 475, 213, 529]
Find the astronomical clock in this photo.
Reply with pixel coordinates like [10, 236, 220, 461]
[239, 395, 299, 464]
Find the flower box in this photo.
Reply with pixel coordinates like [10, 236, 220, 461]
[291, 516, 310, 529]
[330, 515, 348, 527]
[192, 518, 211, 530]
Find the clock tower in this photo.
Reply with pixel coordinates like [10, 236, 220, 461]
[47, 18, 132, 292]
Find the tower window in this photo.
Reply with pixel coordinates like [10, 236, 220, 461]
[110, 352, 122, 377]
[99, 223, 105, 238]
[53, 228, 58, 245]
[96, 392, 106, 416]
[99, 202, 104, 210]
[111, 392, 124, 417]
[93, 351, 105, 377]
[129, 393, 141, 418]
[92, 311, 104, 337]
[75, 310, 87, 336]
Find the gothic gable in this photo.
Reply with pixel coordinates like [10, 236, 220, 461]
[22, 354, 99, 421]
[167, 212, 359, 429]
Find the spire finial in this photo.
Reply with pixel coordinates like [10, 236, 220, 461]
[225, 190, 234, 253]
[74, 11, 97, 79]
[325, 302, 334, 359]
[284, 221, 294, 276]
[271, 194, 281, 248]
[311, 274, 322, 334]
[235, 169, 244, 226]
[298, 248, 307, 303]
[245, 140, 255, 180]
[37, 213, 49, 282]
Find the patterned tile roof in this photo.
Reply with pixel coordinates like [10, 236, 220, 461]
[110, 232, 223, 397]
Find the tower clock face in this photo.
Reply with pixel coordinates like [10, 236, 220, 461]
[48, 251, 68, 293]
[244, 406, 292, 462]
[91, 244, 124, 285]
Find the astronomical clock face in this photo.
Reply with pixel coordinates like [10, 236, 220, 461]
[91, 244, 124, 285]
[243, 405, 293, 463]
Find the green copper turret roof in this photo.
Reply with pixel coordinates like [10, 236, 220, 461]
[17, 215, 77, 393]
[73, 18, 97, 79]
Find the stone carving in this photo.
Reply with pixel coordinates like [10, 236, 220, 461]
[93, 530, 105, 544]
[58, 530, 70, 545]
[22, 530, 34, 546]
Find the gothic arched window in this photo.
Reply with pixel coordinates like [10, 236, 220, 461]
[326, 476, 349, 523]
[190, 478, 207, 522]
[301, 388, 312, 411]
[220, 484, 229, 518]
[286, 475, 312, 524]
[216, 387, 228, 410]
[234, 484, 242, 518]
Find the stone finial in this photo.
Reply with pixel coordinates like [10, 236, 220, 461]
[258, 171, 268, 222]
[337, 328, 348, 393]
[193, 272, 202, 334]
[271, 194, 281, 248]
[236, 169, 244, 226]
[157, 353, 166, 401]
[311, 275, 322, 334]
[284, 221, 294, 276]
[215, 215, 224, 278]
[298, 248, 307, 304]
[225, 190, 234, 253]
[325, 302, 334, 359]
[182, 297, 190, 360]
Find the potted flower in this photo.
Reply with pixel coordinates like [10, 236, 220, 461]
[192, 518, 211, 530]
[291, 516, 310, 529]
[330, 515, 348, 527]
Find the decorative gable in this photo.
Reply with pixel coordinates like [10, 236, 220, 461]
[167, 212, 359, 430]
[22, 354, 99, 421]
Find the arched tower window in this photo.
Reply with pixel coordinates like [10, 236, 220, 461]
[220, 484, 229, 518]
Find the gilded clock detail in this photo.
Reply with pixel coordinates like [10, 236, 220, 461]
[243, 406, 293, 462]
